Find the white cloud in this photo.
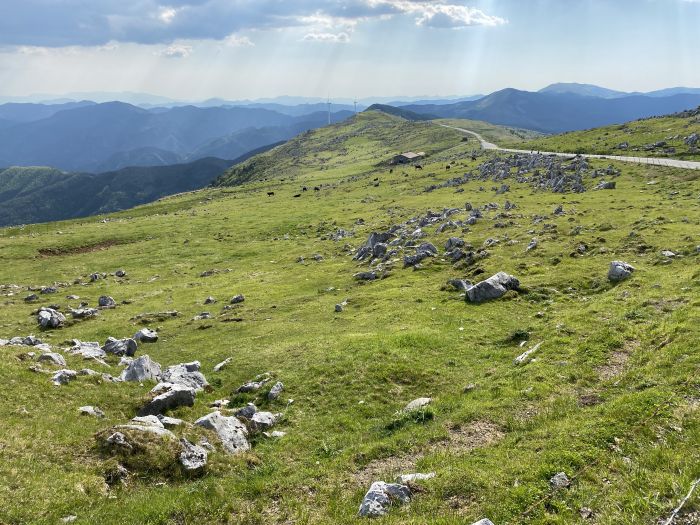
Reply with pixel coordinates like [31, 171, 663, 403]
[157, 44, 192, 57]
[223, 34, 254, 47]
[372, 1, 507, 28]
[158, 7, 179, 24]
[302, 32, 351, 43]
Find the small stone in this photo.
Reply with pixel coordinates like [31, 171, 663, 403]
[115, 269, 127, 278]
[550, 471, 571, 489]
[395, 472, 435, 484]
[204, 296, 216, 304]
[230, 294, 245, 304]
[213, 357, 232, 372]
[267, 381, 284, 401]
[403, 397, 431, 412]
[79, 405, 105, 418]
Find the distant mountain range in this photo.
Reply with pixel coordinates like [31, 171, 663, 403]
[539, 83, 700, 99]
[0, 101, 353, 172]
[402, 88, 700, 133]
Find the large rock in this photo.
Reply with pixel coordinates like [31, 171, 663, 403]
[102, 337, 138, 357]
[608, 261, 635, 282]
[160, 361, 208, 392]
[358, 481, 411, 518]
[38, 352, 66, 367]
[466, 272, 520, 303]
[98, 296, 116, 308]
[194, 411, 250, 454]
[52, 369, 77, 386]
[37, 307, 66, 329]
[249, 411, 281, 433]
[121, 355, 162, 382]
[70, 308, 99, 319]
[138, 383, 196, 416]
[133, 328, 158, 343]
[471, 520, 495, 525]
[67, 340, 107, 360]
[179, 438, 208, 472]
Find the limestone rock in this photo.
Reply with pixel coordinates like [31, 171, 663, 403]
[160, 361, 208, 392]
[79, 405, 105, 418]
[98, 296, 116, 308]
[120, 355, 162, 382]
[137, 383, 196, 416]
[133, 328, 158, 343]
[267, 381, 284, 401]
[194, 411, 250, 454]
[52, 369, 77, 386]
[37, 307, 66, 329]
[213, 357, 232, 372]
[396, 472, 435, 484]
[38, 352, 66, 367]
[179, 438, 208, 472]
[608, 261, 635, 282]
[102, 337, 138, 357]
[404, 397, 431, 412]
[67, 340, 107, 360]
[466, 272, 520, 303]
[358, 481, 411, 518]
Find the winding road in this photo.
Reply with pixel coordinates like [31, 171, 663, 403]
[439, 124, 700, 171]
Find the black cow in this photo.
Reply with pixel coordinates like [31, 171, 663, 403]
[293, 193, 301, 198]
[267, 192, 275, 197]
[415, 164, 423, 170]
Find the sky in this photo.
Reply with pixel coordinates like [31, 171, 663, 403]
[0, 0, 699, 101]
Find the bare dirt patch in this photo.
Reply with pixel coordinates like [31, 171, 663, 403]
[598, 339, 640, 381]
[354, 420, 504, 486]
[38, 239, 128, 257]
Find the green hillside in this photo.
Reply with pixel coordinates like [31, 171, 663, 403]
[0, 111, 698, 525]
[510, 107, 700, 160]
[0, 157, 236, 227]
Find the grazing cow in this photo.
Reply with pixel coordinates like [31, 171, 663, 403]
[446, 165, 451, 170]
[293, 193, 301, 198]
[471, 155, 477, 161]
[267, 191, 275, 197]
[389, 168, 394, 174]
[302, 186, 308, 191]
[314, 186, 320, 191]
[415, 164, 423, 170]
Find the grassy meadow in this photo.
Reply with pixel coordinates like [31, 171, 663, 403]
[0, 111, 698, 524]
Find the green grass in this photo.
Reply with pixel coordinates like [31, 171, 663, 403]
[0, 111, 698, 524]
[508, 111, 700, 160]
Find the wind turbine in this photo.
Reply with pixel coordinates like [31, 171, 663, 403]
[327, 96, 331, 125]
[354, 99, 358, 115]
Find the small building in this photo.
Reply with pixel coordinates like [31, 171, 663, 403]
[391, 151, 425, 165]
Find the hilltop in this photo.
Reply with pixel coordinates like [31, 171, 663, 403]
[0, 110, 698, 524]
[511, 106, 700, 160]
[215, 110, 540, 187]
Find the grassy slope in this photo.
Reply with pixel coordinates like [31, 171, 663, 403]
[436, 118, 544, 143]
[0, 112, 698, 525]
[507, 110, 700, 160]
